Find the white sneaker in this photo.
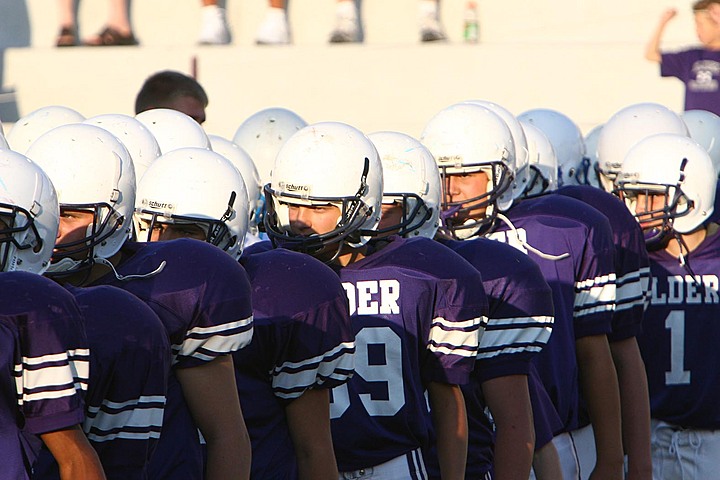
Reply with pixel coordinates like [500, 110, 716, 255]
[419, 17, 446, 42]
[329, 1, 360, 43]
[418, 0, 446, 42]
[198, 5, 232, 45]
[255, 8, 290, 45]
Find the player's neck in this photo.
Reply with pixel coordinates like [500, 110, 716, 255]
[336, 247, 366, 267]
[664, 227, 707, 258]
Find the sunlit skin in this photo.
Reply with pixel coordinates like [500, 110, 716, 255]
[56, 210, 96, 261]
[148, 222, 207, 242]
[443, 171, 490, 222]
[287, 203, 366, 265]
[55, 208, 121, 286]
[694, 10, 720, 49]
[633, 192, 707, 258]
[633, 193, 666, 230]
[377, 202, 403, 238]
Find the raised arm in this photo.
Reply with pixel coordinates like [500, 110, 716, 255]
[645, 8, 677, 62]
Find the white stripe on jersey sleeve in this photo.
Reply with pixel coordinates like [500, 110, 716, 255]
[175, 315, 254, 363]
[272, 341, 355, 400]
[428, 316, 483, 358]
[19, 349, 90, 405]
[574, 273, 616, 318]
[84, 395, 165, 443]
[615, 268, 648, 312]
[477, 315, 553, 360]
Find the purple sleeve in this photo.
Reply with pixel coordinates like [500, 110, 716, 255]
[573, 214, 616, 339]
[18, 281, 89, 435]
[175, 249, 254, 369]
[271, 293, 355, 402]
[423, 257, 488, 386]
[660, 50, 693, 80]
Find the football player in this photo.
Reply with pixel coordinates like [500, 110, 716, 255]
[521, 108, 653, 480]
[368, 130, 556, 479]
[264, 122, 487, 479]
[0, 149, 104, 479]
[422, 102, 623, 480]
[134, 146, 356, 479]
[615, 133, 720, 480]
[26, 124, 254, 480]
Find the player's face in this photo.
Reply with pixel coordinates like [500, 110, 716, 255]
[633, 192, 667, 230]
[287, 204, 341, 236]
[378, 202, 403, 236]
[695, 11, 720, 45]
[149, 222, 207, 242]
[56, 209, 94, 259]
[164, 95, 206, 124]
[444, 171, 490, 220]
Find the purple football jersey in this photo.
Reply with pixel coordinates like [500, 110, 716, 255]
[486, 194, 616, 432]
[0, 272, 89, 479]
[557, 185, 650, 341]
[329, 236, 487, 471]
[432, 237, 555, 477]
[641, 228, 720, 428]
[91, 239, 254, 480]
[661, 49, 720, 116]
[237, 248, 355, 479]
[33, 285, 171, 480]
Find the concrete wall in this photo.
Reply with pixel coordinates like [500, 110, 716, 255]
[0, 0, 705, 138]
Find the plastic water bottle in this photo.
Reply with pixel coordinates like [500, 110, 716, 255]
[463, 1, 479, 43]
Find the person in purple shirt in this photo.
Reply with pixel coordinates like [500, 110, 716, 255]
[264, 122, 486, 479]
[421, 102, 623, 480]
[26, 123, 254, 480]
[520, 107, 653, 479]
[0, 150, 104, 479]
[367, 130, 556, 480]
[615, 133, 720, 479]
[645, 1, 720, 116]
[134, 146, 356, 480]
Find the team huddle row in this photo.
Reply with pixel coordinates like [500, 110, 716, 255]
[1, 98, 718, 480]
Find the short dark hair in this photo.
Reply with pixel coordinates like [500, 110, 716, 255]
[134, 70, 209, 114]
[694, 0, 720, 12]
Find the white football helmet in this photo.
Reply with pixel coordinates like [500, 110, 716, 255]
[681, 109, 720, 177]
[465, 100, 530, 198]
[517, 108, 585, 188]
[368, 131, 441, 239]
[84, 113, 162, 184]
[208, 134, 264, 235]
[574, 124, 604, 188]
[264, 122, 383, 255]
[520, 120, 558, 197]
[615, 133, 715, 248]
[232, 107, 308, 187]
[135, 108, 211, 154]
[7, 105, 85, 154]
[135, 147, 249, 259]
[25, 124, 136, 274]
[0, 150, 59, 274]
[420, 102, 516, 239]
[597, 102, 689, 192]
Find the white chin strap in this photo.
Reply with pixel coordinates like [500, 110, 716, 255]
[455, 219, 481, 240]
[45, 256, 86, 273]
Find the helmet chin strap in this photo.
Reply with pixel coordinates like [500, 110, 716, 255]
[45, 256, 88, 274]
[495, 212, 571, 261]
[94, 257, 167, 282]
